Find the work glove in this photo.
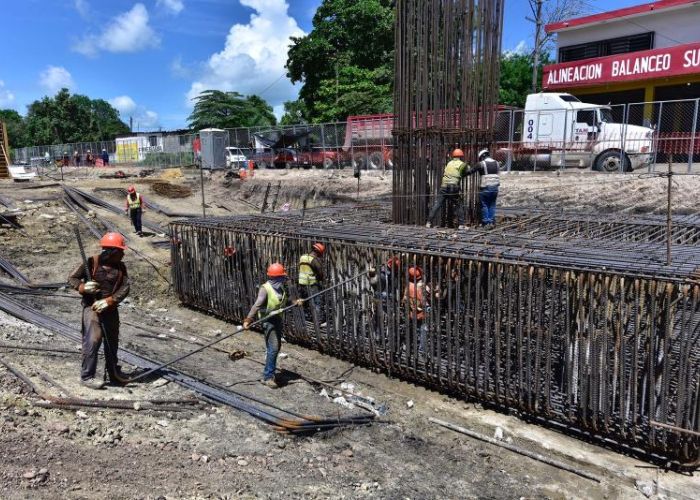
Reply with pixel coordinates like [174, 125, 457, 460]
[82, 281, 100, 295]
[92, 299, 109, 313]
[295, 299, 305, 306]
[242, 318, 252, 330]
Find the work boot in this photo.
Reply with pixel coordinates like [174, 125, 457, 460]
[81, 378, 105, 390]
[261, 377, 279, 389]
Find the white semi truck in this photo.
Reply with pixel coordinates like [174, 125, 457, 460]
[504, 93, 655, 172]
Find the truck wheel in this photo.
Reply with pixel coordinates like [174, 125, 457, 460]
[352, 153, 367, 170]
[595, 151, 631, 173]
[323, 157, 334, 169]
[368, 152, 384, 170]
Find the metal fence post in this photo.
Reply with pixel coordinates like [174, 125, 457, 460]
[689, 98, 699, 173]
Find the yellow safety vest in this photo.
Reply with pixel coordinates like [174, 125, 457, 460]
[298, 254, 317, 285]
[261, 282, 287, 318]
[127, 193, 142, 209]
[441, 159, 466, 187]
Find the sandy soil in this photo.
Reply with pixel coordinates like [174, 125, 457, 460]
[0, 166, 698, 499]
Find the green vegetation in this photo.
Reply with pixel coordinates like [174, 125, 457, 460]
[0, 88, 129, 148]
[499, 53, 552, 108]
[187, 90, 276, 130]
[285, 0, 394, 123]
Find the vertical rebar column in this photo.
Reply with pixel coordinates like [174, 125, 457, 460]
[393, 0, 505, 225]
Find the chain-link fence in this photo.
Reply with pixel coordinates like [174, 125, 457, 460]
[11, 100, 700, 173]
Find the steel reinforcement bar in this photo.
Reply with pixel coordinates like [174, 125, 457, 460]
[393, 0, 505, 226]
[171, 216, 700, 465]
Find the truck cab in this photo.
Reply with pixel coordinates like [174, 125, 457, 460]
[521, 93, 654, 172]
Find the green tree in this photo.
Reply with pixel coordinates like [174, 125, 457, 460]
[286, 0, 394, 122]
[187, 90, 277, 130]
[0, 109, 28, 148]
[23, 88, 129, 145]
[280, 99, 309, 125]
[499, 52, 552, 108]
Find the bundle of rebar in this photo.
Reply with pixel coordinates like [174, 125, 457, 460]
[393, 0, 505, 225]
[170, 214, 700, 465]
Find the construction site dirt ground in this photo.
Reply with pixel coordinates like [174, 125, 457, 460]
[1, 166, 699, 499]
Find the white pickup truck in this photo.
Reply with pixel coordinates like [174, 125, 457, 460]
[507, 93, 655, 172]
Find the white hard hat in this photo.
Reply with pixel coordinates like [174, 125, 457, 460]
[478, 149, 490, 160]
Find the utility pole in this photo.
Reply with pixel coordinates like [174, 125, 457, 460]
[528, 0, 544, 93]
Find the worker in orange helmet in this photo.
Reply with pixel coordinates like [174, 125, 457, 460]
[403, 265, 428, 356]
[124, 186, 146, 236]
[426, 148, 468, 230]
[298, 242, 326, 327]
[243, 263, 297, 388]
[68, 233, 130, 390]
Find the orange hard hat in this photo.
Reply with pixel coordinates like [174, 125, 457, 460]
[407, 266, 423, 280]
[127, 186, 136, 193]
[100, 232, 127, 250]
[267, 263, 287, 277]
[313, 243, 326, 255]
[387, 256, 401, 269]
[452, 148, 464, 158]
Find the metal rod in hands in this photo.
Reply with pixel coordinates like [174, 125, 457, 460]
[126, 270, 371, 383]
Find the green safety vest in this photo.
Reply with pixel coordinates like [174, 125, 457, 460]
[298, 254, 317, 285]
[261, 281, 287, 318]
[441, 159, 466, 187]
[127, 193, 142, 209]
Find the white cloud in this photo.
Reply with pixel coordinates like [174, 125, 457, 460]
[39, 66, 76, 94]
[73, 3, 160, 57]
[504, 40, 529, 57]
[186, 0, 304, 116]
[74, 0, 90, 19]
[109, 95, 160, 129]
[170, 56, 192, 79]
[0, 80, 15, 107]
[157, 0, 184, 15]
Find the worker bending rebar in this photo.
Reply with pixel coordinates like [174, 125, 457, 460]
[465, 149, 501, 226]
[298, 242, 327, 326]
[243, 263, 301, 389]
[68, 233, 130, 390]
[426, 149, 468, 229]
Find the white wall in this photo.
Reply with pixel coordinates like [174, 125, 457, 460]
[556, 6, 700, 51]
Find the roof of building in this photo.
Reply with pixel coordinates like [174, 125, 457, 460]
[546, 0, 700, 34]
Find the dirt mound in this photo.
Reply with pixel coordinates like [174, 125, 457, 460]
[150, 181, 192, 198]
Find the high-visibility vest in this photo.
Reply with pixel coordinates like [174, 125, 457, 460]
[261, 281, 287, 318]
[298, 254, 317, 285]
[441, 159, 466, 187]
[479, 158, 500, 188]
[407, 281, 425, 321]
[127, 193, 142, 209]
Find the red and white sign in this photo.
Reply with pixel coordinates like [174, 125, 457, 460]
[543, 41, 700, 90]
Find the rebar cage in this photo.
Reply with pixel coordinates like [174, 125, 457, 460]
[393, 0, 505, 225]
[171, 212, 700, 465]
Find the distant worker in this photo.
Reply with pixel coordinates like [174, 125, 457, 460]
[101, 149, 109, 166]
[86, 150, 94, 166]
[68, 232, 130, 389]
[465, 149, 500, 226]
[369, 256, 401, 308]
[402, 266, 427, 354]
[124, 186, 145, 236]
[62, 151, 70, 168]
[298, 243, 326, 326]
[73, 150, 81, 166]
[43, 151, 51, 165]
[426, 148, 468, 229]
[243, 263, 297, 388]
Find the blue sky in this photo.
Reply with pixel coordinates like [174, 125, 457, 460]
[0, 0, 642, 131]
